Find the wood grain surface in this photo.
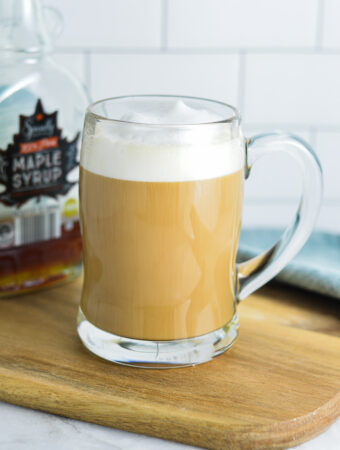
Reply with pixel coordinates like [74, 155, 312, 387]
[0, 277, 339, 450]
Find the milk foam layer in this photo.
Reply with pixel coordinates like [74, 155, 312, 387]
[119, 100, 225, 125]
[82, 100, 244, 182]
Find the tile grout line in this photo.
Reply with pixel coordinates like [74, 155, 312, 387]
[244, 124, 340, 133]
[237, 51, 246, 116]
[54, 46, 340, 55]
[244, 198, 339, 206]
[315, 0, 325, 50]
[308, 126, 318, 149]
[161, 0, 168, 52]
[83, 49, 92, 100]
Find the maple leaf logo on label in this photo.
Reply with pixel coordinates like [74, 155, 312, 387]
[0, 99, 79, 207]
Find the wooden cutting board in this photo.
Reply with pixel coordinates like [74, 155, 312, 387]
[0, 277, 339, 450]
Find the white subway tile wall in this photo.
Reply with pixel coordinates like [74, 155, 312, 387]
[322, 0, 340, 48]
[90, 54, 240, 103]
[314, 132, 340, 199]
[45, 0, 340, 232]
[48, 0, 162, 48]
[244, 54, 340, 126]
[167, 0, 319, 49]
[53, 53, 86, 83]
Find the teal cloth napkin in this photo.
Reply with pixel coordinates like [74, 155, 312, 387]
[237, 229, 340, 299]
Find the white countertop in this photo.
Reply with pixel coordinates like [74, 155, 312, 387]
[0, 402, 339, 450]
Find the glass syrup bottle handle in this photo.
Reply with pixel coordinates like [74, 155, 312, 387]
[237, 132, 323, 301]
[43, 6, 63, 41]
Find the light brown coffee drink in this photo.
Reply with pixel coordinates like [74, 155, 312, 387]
[79, 97, 245, 342]
[80, 167, 243, 340]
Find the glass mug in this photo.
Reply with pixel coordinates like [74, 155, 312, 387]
[77, 95, 322, 368]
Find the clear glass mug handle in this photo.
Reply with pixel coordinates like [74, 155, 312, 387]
[237, 132, 323, 300]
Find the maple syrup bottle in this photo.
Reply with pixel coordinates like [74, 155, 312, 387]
[0, 0, 89, 295]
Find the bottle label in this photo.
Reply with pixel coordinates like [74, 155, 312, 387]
[0, 99, 79, 207]
[0, 99, 80, 249]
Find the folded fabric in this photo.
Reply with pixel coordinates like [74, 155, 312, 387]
[237, 229, 340, 300]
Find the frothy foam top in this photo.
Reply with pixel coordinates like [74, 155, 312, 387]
[81, 100, 244, 182]
[119, 99, 224, 125]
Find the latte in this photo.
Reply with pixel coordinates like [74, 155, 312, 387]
[79, 99, 244, 340]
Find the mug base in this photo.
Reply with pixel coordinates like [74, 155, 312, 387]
[77, 308, 239, 368]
